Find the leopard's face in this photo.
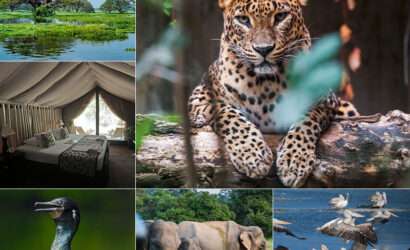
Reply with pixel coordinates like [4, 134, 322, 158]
[220, 0, 311, 75]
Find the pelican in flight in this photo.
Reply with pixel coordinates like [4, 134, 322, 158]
[366, 209, 398, 224]
[273, 218, 307, 240]
[317, 218, 377, 250]
[342, 209, 365, 226]
[329, 193, 349, 209]
[370, 192, 387, 208]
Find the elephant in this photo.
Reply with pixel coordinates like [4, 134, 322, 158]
[178, 221, 225, 250]
[178, 237, 202, 250]
[137, 220, 153, 250]
[179, 221, 267, 250]
[144, 220, 266, 250]
[205, 221, 267, 250]
[147, 220, 181, 250]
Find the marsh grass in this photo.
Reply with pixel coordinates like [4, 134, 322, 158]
[0, 11, 135, 42]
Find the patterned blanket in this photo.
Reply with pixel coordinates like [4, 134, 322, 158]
[59, 135, 106, 177]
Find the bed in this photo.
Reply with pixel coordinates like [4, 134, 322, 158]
[16, 133, 110, 187]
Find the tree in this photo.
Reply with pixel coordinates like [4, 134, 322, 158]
[81, 0, 94, 12]
[225, 190, 272, 236]
[135, 189, 272, 236]
[100, 0, 113, 13]
[0, 0, 23, 11]
[56, 0, 94, 12]
[100, 0, 132, 13]
[136, 190, 234, 223]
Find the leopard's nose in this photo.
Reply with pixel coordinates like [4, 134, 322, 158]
[253, 44, 274, 57]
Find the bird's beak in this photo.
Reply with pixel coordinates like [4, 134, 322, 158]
[390, 212, 399, 217]
[273, 219, 291, 225]
[34, 200, 64, 219]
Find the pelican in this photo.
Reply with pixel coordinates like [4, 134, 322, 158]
[317, 218, 377, 250]
[366, 209, 398, 224]
[320, 245, 329, 250]
[273, 218, 307, 240]
[34, 197, 80, 250]
[370, 192, 387, 208]
[329, 193, 349, 209]
[342, 209, 365, 226]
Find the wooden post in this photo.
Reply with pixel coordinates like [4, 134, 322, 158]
[96, 88, 100, 136]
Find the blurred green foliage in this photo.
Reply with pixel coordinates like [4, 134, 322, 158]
[136, 116, 155, 152]
[0, 190, 134, 250]
[142, 0, 172, 16]
[136, 189, 272, 236]
[162, 0, 172, 16]
[274, 33, 343, 130]
[135, 114, 181, 152]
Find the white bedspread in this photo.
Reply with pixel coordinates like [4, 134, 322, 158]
[16, 134, 107, 171]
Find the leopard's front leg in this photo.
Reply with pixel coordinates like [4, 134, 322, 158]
[276, 97, 338, 187]
[212, 104, 273, 179]
[188, 84, 215, 128]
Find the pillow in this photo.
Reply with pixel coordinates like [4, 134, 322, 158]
[36, 132, 56, 148]
[51, 128, 63, 140]
[61, 127, 69, 139]
[24, 137, 39, 147]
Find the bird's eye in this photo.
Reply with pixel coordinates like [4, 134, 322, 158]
[275, 12, 289, 24]
[235, 15, 251, 27]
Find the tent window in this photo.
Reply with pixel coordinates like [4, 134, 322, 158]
[73, 96, 97, 135]
[73, 93, 125, 140]
[99, 96, 126, 140]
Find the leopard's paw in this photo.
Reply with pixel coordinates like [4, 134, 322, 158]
[276, 137, 316, 187]
[230, 141, 273, 179]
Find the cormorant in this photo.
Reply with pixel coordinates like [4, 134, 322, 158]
[34, 197, 80, 250]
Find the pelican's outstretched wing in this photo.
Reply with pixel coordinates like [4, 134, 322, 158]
[274, 224, 307, 240]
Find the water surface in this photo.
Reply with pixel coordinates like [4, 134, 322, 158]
[273, 189, 410, 250]
[0, 33, 135, 60]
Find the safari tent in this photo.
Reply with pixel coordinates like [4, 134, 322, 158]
[0, 62, 135, 188]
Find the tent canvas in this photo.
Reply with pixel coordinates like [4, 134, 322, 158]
[0, 62, 135, 145]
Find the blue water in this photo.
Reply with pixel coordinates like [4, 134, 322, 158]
[273, 189, 410, 250]
[0, 33, 135, 61]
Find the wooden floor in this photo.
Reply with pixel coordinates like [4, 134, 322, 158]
[107, 144, 134, 188]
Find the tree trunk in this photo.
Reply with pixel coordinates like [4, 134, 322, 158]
[136, 110, 410, 188]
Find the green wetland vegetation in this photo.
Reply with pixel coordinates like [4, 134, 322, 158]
[0, 11, 135, 60]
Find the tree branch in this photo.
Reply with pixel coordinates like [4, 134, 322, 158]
[136, 110, 410, 188]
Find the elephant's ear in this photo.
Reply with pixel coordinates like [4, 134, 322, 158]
[239, 232, 252, 250]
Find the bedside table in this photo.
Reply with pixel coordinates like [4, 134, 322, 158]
[0, 151, 25, 185]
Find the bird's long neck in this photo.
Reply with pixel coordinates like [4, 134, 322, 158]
[51, 223, 76, 250]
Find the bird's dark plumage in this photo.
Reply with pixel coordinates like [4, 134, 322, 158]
[34, 197, 80, 250]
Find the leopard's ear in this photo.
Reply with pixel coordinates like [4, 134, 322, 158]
[219, 0, 234, 9]
[298, 0, 308, 6]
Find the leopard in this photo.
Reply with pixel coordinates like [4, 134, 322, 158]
[187, 0, 359, 187]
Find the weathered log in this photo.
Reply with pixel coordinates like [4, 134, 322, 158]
[136, 110, 410, 188]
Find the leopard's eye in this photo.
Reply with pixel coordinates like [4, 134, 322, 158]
[235, 15, 251, 27]
[275, 12, 289, 24]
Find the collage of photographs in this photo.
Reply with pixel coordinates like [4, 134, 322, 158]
[0, 0, 409, 249]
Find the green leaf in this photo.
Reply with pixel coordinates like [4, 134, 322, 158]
[135, 117, 155, 152]
[274, 33, 343, 130]
[287, 33, 342, 88]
